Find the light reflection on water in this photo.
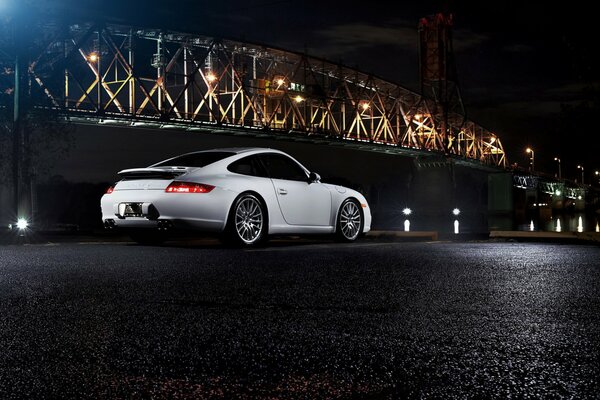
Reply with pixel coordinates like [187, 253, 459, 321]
[521, 213, 600, 232]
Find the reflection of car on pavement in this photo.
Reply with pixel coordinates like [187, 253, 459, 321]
[101, 148, 371, 245]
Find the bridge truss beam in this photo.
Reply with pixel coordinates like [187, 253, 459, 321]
[26, 22, 507, 167]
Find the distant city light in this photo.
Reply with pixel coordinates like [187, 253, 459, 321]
[454, 219, 459, 234]
[556, 218, 562, 232]
[577, 216, 583, 233]
[555, 190, 561, 196]
[402, 208, 412, 216]
[452, 208, 460, 216]
[578, 195, 582, 200]
[16, 218, 28, 230]
[530, 220, 534, 231]
[404, 219, 410, 232]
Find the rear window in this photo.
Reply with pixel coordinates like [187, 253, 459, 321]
[151, 151, 235, 168]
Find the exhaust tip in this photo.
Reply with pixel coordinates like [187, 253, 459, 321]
[104, 219, 116, 229]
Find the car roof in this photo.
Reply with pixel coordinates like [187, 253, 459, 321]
[192, 147, 280, 154]
[171, 147, 285, 158]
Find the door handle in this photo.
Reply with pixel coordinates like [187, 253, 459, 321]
[278, 188, 288, 195]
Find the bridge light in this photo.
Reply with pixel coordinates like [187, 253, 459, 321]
[414, 114, 422, 121]
[276, 78, 285, 86]
[402, 207, 412, 216]
[489, 136, 496, 144]
[88, 52, 99, 62]
[555, 190, 561, 196]
[206, 72, 217, 83]
[452, 208, 460, 216]
[294, 95, 304, 103]
[361, 102, 370, 111]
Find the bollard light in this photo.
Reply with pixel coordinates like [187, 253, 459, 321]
[16, 218, 28, 230]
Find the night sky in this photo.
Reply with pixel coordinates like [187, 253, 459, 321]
[22, 1, 600, 180]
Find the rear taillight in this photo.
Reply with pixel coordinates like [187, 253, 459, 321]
[165, 181, 215, 193]
[106, 186, 114, 194]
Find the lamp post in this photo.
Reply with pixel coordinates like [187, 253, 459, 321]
[554, 157, 562, 179]
[526, 148, 535, 172]
[577, 165, 585, 185]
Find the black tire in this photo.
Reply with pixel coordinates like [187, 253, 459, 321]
[224, 193, 267, 246]
[129, 230, 167, 245]
[335, 199, 363, 242]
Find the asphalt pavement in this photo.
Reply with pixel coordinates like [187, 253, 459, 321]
[1, 240, 599, 398]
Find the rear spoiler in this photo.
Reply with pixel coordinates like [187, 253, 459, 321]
[118, 167, 189, 179]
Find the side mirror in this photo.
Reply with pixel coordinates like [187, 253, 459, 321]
[308, 171, 321, 183]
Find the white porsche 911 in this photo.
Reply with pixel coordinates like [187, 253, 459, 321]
[101, 148, 371, 245]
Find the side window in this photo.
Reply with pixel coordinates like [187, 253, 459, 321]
[227, 155, 269, 177]
[260, 154, 307, 181]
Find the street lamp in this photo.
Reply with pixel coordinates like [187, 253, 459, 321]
[526, 147, 535, 172]
[554, 157, 562, 179]
[577, 165, 585, 184]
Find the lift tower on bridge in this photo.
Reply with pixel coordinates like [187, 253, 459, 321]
[419, 13, 466, 155]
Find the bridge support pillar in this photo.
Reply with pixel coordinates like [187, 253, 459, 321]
[488, 172, 514, 230]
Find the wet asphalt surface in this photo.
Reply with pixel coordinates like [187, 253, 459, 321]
[1, 240, 599, 399]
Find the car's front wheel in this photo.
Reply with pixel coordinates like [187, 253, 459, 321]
[225, 193, 267, 246]
[336, 199, 363, 242]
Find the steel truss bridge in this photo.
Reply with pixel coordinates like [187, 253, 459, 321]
[513, 173, 586, 200]
[21, 22, 507, 167]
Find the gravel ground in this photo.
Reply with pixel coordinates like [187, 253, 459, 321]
[1, 241, 599, 398]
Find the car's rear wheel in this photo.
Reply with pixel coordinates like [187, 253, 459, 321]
[225, 193, 267, 246]
[336, 199, 363, 242]
[129, 229, 167, 245]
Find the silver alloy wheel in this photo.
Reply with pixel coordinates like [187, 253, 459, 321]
[340, 200, 361, 240]
[234, 196, 264, 244]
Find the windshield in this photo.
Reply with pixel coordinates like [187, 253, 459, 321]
[151, 151, 235, 168]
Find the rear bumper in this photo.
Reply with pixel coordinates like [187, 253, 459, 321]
[101, 187, 237, 232]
